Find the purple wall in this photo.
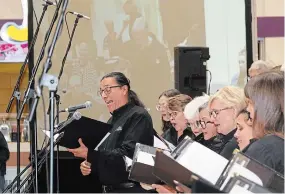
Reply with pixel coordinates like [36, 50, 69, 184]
[257, 17, 284, 38]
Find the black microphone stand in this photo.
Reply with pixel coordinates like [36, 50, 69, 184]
[54, 15, 80, 193]
[34, 0, 69, 192]
[3, 132, 64, 193]
[15, 0, 64, 192]
[5, 2, 52, 192]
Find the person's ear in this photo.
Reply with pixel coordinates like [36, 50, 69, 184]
[122, 85, 128, 95]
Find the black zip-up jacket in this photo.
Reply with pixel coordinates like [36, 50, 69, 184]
[0, 131, 9, 176]
[87, 103, 154, 185]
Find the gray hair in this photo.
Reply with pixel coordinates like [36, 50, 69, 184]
[198, 101, 209, 112]
[184, 95, 209, 120]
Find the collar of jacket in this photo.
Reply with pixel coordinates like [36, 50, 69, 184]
[221, 128, 237, 143]
[111, 102, 134, 117]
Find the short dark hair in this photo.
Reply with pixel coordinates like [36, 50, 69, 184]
[101, 72, 145, 108]
[244, 71, 284, 137]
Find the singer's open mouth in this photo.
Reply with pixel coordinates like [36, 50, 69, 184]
[106, 100, 113, 105]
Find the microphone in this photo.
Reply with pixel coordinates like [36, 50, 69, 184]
[43, 0, 57, 6]
[54, 111, 82, 134]
[60, 101, 92, 113]
[69, 12, 91, 20]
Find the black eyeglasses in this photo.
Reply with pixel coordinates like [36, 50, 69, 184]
[187, 120, 201, 129]
[97, 85, 122, 96]
[168, 111, 179, 119]
[209, 107, 233, 118]
[199, 120, 214, 129]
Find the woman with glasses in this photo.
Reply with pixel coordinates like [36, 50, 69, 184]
[234, 109, 256, 152]
[156, 89, 181, 146]
[152, 94, 194, 194]
[184, 96, 210, 143]
[244, 71, 284, 175]
[68, 72, 154, 193]
[208, 86, 246, 159]
[198, 101, 223, 153]
[167, 94, 195, 144]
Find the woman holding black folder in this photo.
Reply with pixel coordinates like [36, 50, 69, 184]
[68, 72, 154, 193]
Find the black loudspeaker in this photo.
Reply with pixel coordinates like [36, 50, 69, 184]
[174, 47, 210, 98]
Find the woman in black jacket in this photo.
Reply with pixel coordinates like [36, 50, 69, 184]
[244, 71, 284, 175]
[208, 86, 247, 160]
[156, 89, 181, 146]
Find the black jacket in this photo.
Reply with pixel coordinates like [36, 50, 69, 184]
[162, 127, 196, 146]
[241, 138, 257, 153]
[202, 136, 224, 153]
[87, 103, 154, 185]
[161, 127, 178, 146]
[244, 135, 284, 175]
[0, 131, 9, 176]
[218, 129, 239, 160]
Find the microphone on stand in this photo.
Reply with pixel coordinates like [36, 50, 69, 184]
[69, 11, 91, 20]
[54, 111, 82, 135]
[59, 101, 92, 113]
[43, 0, 57, 6]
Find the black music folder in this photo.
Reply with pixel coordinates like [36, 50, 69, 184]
[59, 116, 112, 149]
[128, 143, 164, 185]
[153, 150, 199, 189]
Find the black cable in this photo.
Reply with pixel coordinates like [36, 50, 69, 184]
[64, 11, 71, 39]
[206, 69, 212, 95]
[33, 8, 39, 26]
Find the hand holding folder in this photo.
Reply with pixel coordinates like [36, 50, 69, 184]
[59, 116, 112, 149]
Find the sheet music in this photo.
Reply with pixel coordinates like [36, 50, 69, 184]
[137, 151, 155, 166]
[176, 142, 228, 185]
[94, 132, 111, 151]
[124, 156, 133, 168]
[154, 136, 175, 150]
[42, 130, 61, 142]
[220, 163, 263, 190]
[229, 185, 254, 194]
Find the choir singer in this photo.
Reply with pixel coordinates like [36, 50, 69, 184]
[68, 72, 154, 193]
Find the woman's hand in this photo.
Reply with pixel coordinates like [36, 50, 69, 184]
[80, 160, 91, 176]
[152, 184, 176, 193]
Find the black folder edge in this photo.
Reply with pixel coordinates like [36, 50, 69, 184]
[128, 143, 162, 185]
[223, 175, 271, 193]
[59, 116, 112, 149]
[216, 152, 284, 193]
[152, 150, 213, 189]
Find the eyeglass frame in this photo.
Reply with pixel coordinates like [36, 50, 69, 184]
[199, 120, 214, 129]
[186, 120, 201, 129]
[209, 107, 233, 118]
[156, 103, 168, 111]
[97, 85, 123, 96]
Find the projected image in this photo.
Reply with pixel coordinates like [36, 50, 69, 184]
[0, 0, 28, 62]
[34, 0, 206, 126]
[89, 0, 206, 101]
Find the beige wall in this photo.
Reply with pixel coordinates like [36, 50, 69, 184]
[0, 0, 23, 19]
[256, 0, 284, 17]
[254, 0, 284, 65]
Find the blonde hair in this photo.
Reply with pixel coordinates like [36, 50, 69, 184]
[168, 94, 192, 112]
[208, 86, 246, 116]
[184, 95, 210, 120]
